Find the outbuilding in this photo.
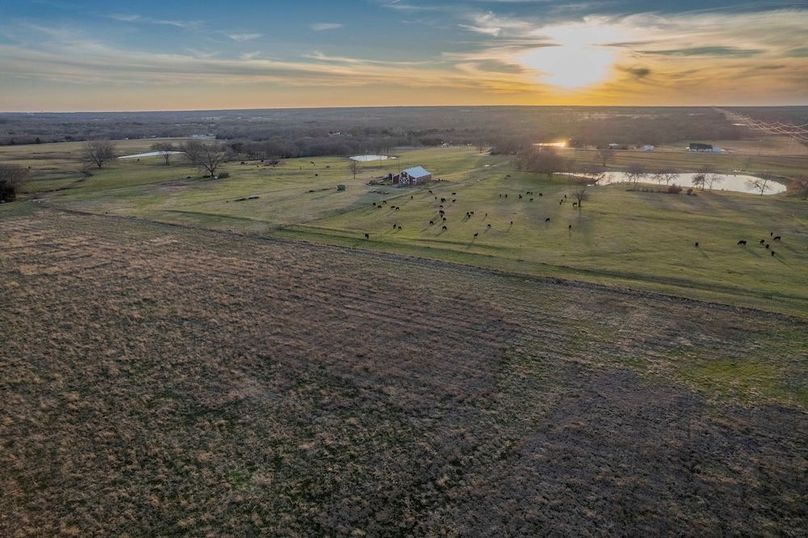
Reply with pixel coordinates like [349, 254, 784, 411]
[394, 166, 432, 186]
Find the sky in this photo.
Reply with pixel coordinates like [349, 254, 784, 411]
[0, 0, 806, 111]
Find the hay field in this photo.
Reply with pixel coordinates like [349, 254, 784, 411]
[1, 208, 806, 535]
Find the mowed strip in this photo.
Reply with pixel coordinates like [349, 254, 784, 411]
[1, 209, 806, 536]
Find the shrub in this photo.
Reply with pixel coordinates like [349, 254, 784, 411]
[667, 184, 682, 194]
[216, 171, 230, 179]
[336, 184, 347, 192]
[0, 164, 29, 202]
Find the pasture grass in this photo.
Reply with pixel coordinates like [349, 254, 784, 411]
[3, 144, 806, 317]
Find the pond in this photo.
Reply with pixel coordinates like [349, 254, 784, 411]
[571, 171, 786, 195]
[349, 154, 396, 162]
[119, 151, 184, 159]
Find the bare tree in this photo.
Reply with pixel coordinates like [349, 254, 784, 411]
[151, 142, 177, 165]
[795, 177, 808, 200]
[349, 159, 360, 180]
[182, 141, 227, 178]
[0, 164, 29, 202]
[624, 163, 647, 187]
[691, 172, 707, 191]
[747, 177, 771, 196]
[652, 168, 677, 186]
[82, 140, 116, 169]
[517, 147, 568, 178]
[597, 147, 615, 167]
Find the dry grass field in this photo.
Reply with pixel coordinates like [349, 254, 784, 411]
[2, 207, 806, 535]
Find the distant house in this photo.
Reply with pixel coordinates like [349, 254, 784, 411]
[394, 166, 432, 186]
[689, 142, 713, 152]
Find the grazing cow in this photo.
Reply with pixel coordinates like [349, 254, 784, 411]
[395, 207, 400, 211]
[519, 194, 523, 199]
[564, 194, 567, 199]
[771, 251, 776, 256]
[487, 223, 492, 228]
[314, 173, 318, 177]
[559, 200, 564, 205]
[569, 225, 573, 231]
[429, 220, 434, 225]
[410, 195, 414, 199]
[452, 199, 456, 203]
[510, 220, 513, 225]
[765, 243, 770, 249]
[470, 211, 475, 215]
[364, 233, 369, 240]
[759, 239, 765, 244]
[694, 241, 699, 247]
[429, 190, 433, 194]
[393, 224, 397, 229]
[505, 194, 508, 198]
[398, 225, 402, 230]
[529, 198, 534, 202]
[442, 225, 447, 230]
[442, 217, 447, 222]
[499, 194, 502, 198]
[310, 161, 315, 165]
[441, 198, 447, 202]
[770, 232, 773, 237]
[773, 236, 781, 241]
[452, 192, 457, 195]
[484, 212, 488, 218]
[737, 240, 747, 246]
[372, 202, 376, 207]
[539, 193, 543, 197]
[572, 202, 578, 208]
[474, 232, 479, 238]
[545, 217, 551, 223]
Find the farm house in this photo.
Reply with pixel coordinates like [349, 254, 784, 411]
[394, 166, 432, 186]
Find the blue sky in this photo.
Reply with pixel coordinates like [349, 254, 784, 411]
[1, 0, 806, 110]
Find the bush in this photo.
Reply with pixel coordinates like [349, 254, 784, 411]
[216, 172, 230, 179]
[336, 184, 347, 192]
[0, 164, 29, 202]
[667, 184, 682, 194]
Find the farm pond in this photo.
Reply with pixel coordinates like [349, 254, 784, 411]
[570, 172, 786, 195]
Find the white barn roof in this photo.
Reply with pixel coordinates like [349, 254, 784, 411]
[402, 166, 431, 178]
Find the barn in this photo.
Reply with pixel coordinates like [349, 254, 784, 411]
[394, 166, 432, 186]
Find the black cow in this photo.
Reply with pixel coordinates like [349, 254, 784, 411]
[694, 241, 699, 247]
[773, 236, 781, 241]
[737, 240, 747, 246]
[364, 233, 369, 240]
[545, 218, 551, 223]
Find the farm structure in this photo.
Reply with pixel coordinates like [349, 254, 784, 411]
[394, 165, 432, 186]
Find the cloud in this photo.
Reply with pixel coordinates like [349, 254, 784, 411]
[228, 33, 263, 42]
[638, 46, 764, 57]
[618, 65, 652, 79]
[310, 23, 343, 31]
[107, 13, 202, 30]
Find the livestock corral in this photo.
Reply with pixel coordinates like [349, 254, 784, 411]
[1, 208, 806, 535]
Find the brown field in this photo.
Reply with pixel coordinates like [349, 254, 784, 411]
[2, 208, 807, 535]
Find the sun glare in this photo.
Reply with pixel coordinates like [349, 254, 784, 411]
[516, 22, 625, 90]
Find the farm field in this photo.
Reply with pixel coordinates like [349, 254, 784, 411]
[5, 143, 807, 317]
[1, 209, 806, 535]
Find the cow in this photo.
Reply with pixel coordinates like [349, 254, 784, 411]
[694, 241, 699, 247]
[773, 236, 781, 241]
[364, 233, 369, 240]
[545, 218, 551, 223]
[737, 240, 747, 246]
[442, 225, 448, 231]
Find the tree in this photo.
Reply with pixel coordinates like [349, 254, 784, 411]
[652, 168, 677, 186]
[691, 172, 707, 191]
[349, 159, 360, 180]
[0, 164, 29, 202]
[597, 147, 615, 167]
[795, 177, 808, 200]
[517, 147, 568, 178]
[82, 140, 116, 169]
[697, 165, 721, 190]
[747, 177, 771, 196]
[182, 141, 227, 178]
[624, 163, 647, 187]
[151, 142, 177, 165]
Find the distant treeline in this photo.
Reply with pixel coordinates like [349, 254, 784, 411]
[2, 106, 802, 156]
